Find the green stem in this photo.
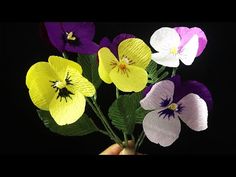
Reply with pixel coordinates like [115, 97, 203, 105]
[89, 97, 123, 146]
[62, 52, 68, 59]
[116, 88, 119, 99]
[135, 130, 146, 152]
[171, 68, 177, 77]
[86, 98, 117, 143]
[123, 133, 128, 147]
[89, 117, 109, 137]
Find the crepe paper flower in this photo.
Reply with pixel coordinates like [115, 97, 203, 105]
[26, 56, 96, 126]
[150, 27, 200, 67]
[99, 33, 135, 58]
[140, 75, 212, 147]
[175, 27, 207, 57]
[44, 22, 99, 54]
[98, 38, 151, 92]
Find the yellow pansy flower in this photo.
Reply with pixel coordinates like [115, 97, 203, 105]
[98, 38, 151, 92]
[26, 56, 95, 126]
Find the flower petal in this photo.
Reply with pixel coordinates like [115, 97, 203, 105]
[175, 27, 207, 57]
[44, 22, 65, 52]
[151, 52, 180, 67]
[99, 37, 111, 48]
[98, 47, 118, 84]
[26, 62, 57, 110]
[150, 27, 180, 52]
[109, 65, 148, 92]
[179, 35, 199, 66]
[140, 80, 174, 110]
[49, 91, 86, 126]
[111, 33, 135, 57]
[48, 56, 82, 80]
[62, 22, 95, 41]
[65, 41, 99, 54]
[178, 93, 208, 131]
[118, 38, 151, 69]
[169, 75, 213, 111]
[143, 110, 181, 147]
[66, 66, 95, 97]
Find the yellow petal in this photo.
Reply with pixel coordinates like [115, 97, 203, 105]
[66, 66, 95, 97]
[98, 47, 118, 84]
[26, 62, 58, 88]
[49, 56, 83, 80]
[26, 62, 57, 110]
[49, 91, 86, 126]
[110, 65, 148, 92]
[118, 38, 151, 69]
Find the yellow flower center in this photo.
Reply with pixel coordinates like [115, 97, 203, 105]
[54, 81, 66, 89]
[168, 103, 178, 111]
[66, 32, 76, 41]
[170, 47, 178, 55]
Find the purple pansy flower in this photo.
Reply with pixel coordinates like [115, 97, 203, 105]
[175, 27, 207, 57]
[99, 33, 135, 58]
[44, 22, 99, 54]
[140, 75, 213, 147]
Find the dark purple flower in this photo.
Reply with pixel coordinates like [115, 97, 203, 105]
[44, 22, 99, 54]
[99, 33, 135, 58]
[140, 75, 213, 147]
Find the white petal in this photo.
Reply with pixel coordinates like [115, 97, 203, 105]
[179, 35, 199, 66]
[143, 110, 181, 147]
[140, 80, 174, 110]
[150, 27, 180, 52]
[178, 93, 208, 131]
[152, 52, 180, 67]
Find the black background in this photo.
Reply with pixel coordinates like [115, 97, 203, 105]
[0, 22, 235, 156]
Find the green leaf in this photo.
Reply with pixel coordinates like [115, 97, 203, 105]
[147, 60, 158, 83]
[37, 110, 98, 136]
[108, 92, 142, 134]
[135, 107, 150, 124]
[77, 54, 102, 89]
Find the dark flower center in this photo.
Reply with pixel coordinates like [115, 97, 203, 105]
[50, 72, 74, 102]
[63, 31, 80, 46]
[158, 98, 184, 119]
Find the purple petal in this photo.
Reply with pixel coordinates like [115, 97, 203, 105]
[143, 110, 181, 147]
[177, 93, 208, 131]
[142, 85, 153, 97]
[99, 37, 111, 48]
[175, 27, 207, 57]
[65, 41, 99, 54]
[62, 22, 95, 41]
[44, 22, 65, 52]
[110, 33, 135, 57]
[169, 75, 213, 111]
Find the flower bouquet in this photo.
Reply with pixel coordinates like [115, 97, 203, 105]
[26, 23, 213, 154]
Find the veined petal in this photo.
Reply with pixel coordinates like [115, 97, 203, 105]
[151, 52, 180, 67]
[179, 35, 199, 66]
[28, 77, 55, 110]
[98, 47, 118, 84]
[109, 65, 148, 92]
[49, 91, 86, 126]
[48, 56, 83, 80]
[143, 110, 181, 147]
[140, 80, 175, 110]
[150, 27, 180, 53]
[118, 38, 151, 69]
[26, 62, 58, 88]
[178, 93, 208, 131]
[66, 66, 95, 97]
[26, 62, 57, 110]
